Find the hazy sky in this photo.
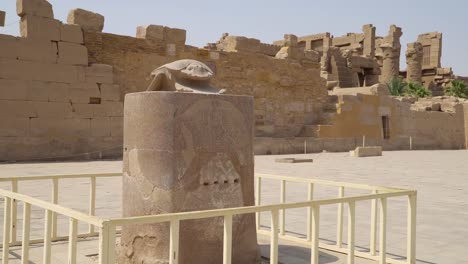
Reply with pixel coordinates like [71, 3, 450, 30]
[2, 0, 467, 76]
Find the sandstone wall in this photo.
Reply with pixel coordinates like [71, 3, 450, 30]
[0, 4, 122, 161]
[317, 91, 467, 150]
[83, 31, 328, 139]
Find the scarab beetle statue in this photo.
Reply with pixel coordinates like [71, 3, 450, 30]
[146, 59, 226, 94]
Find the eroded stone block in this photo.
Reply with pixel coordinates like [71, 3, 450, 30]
[136, 24, 186, 45]
[16, 0, 53, 19]
[17, 38, 58, 63]
[0, 117, 29, 137]
[100, 84, 120, 101]
[29, 117, 90, 137]
[350, 146, 383, 157]
[85, 64, 113, 84]
[0, 34, 19, 59]
[60, 24, 83, 44]
[20, 15, 60, 41]
[0, 100, 36, 118]
[58, 42, 88, 65]
[32, 101, 72, 118]
[90, 117, 111, 137]
[69, 83, 100, 103]
[0, 79, 28, 100]
[67, 8, 104, 32]
[121, 92, 258, 264]
[0, 59, 81, 83]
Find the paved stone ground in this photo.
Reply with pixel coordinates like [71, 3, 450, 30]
[0, 150, 467, 263]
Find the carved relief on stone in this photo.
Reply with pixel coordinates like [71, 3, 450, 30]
[146, 59, 226, 94]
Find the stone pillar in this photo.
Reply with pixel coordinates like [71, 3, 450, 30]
[379, 25, 402, 83]
[120, 92, 259, 264]
[406, 42, 423, 84]
[362, 24, 376, 58]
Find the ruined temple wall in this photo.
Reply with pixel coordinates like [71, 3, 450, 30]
[317, 92, 466, 150]
[0, 7, 122, 161]
[83, 31, 328, 139]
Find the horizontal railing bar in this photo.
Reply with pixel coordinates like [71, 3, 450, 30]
[0, 189, 103, 227]
[108, 190, 415, 226]
[0, 173, 122, 182]
[0, 172, 405, 193]
[257, 230, 408, 264]
[256, 173, 407, 192]
[0, 229, 123, 249]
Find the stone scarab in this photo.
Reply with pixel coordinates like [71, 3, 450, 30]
[146, 59, 226, 94]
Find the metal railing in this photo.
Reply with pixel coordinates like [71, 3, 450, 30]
[0, 173, 417, 264]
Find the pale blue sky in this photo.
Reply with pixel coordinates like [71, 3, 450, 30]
[2, 0, 468, 75]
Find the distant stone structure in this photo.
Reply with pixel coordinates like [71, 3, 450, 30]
[121, 61, 259, 263]
[406, 42, 423, 84]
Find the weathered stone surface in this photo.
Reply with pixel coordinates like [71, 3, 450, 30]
[16, 0, 53, 19]
[406, 42, 423, 84]
[67, 8, 104, 32]
[20, 15, 60, 40]
[100, 84, 120, 101]
[58, 42, 88, 65]
[121, 92, 259, 264]
[0, 34, 18, 59]
[136, 24, 186, 45]
[60, 23, 84, 44]
[17, 38, 58, 63]
[350, 146, 383, 157]
[85, 64, 113, 84]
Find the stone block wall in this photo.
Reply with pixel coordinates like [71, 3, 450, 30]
[315, 90, 467, 150]
[417, 32, 442, 69]
[83, 31, 328, 139]
[214, 34, 281, 56]
[0, 1, 122, 161]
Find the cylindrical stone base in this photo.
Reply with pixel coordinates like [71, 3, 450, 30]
[120, 92, 259, 264]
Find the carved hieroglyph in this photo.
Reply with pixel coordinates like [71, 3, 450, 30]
[121, 61, 258, 263]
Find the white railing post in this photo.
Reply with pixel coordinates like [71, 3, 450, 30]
[407, 193, 417, 264]
[10, 179, 18, 244]
[2, 197, 11, 264]
[337, 186, 344, 247]
[89, 176, 97, 234]
[307, 183, 314, 242]
[68, 218, 78, 264]
[270, 209, 279, 264]
[279, 180, 286, 236]
[21, 203, 31, 264]
[169, 220, 180, 264]
[347, 201, 356, 264]
[370, 189, 378, 256]
[223, 215, 233, 264]
[99, 222, 116, 264]
[51, 178, 59, 240]
[379, 197, 387, 264]
[310, 205, 320, 264]
[255, 177, 262, 230]
[43, 210, 52, 264]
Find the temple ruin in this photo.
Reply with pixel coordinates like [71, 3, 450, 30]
[0, 0, 467, 161]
